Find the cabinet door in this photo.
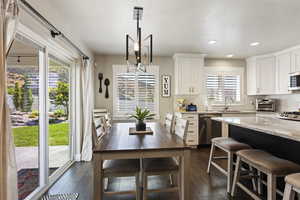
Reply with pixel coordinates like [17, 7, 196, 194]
[257, 56, 276, 94]
[175, 58, 190, 95]
[291, 48, 300, 73]
[246, 58, 257, 95]
[276, 52, 291, 94]
[180, 58, 193, 94]
[190, 58, 204, 94]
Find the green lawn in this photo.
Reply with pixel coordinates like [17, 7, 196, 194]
[13, 123, 69, 147]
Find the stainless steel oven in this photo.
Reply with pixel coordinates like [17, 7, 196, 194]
[289, 72, 300, 91]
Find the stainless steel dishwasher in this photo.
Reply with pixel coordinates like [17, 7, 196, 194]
[198, 114, 222, 145]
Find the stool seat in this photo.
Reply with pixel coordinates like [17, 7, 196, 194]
[212, 137, 251, 152]
[285, 173, 300, 189]
[103, 159, 140, 174]
[143, 158, 178, 173]
[237, 150, 300, 175]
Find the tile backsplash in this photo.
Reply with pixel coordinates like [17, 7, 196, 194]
[267, 93, 300, 112]
[174, 94, 256, 111]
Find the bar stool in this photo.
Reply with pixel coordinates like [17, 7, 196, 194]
[283, 173, 300, 200]
[207, 137, 252, 193]
[232, 149, 300, 200]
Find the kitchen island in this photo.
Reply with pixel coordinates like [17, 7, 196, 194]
[212, 116, 300, 165]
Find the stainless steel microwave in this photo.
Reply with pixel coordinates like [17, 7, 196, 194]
[289, 72, 300, 91]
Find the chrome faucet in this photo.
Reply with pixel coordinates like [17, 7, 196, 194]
[224, 96, 234, 111]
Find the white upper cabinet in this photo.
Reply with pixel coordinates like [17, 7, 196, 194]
[256, 56, 276, 95]
[291, 48, 300, 73]
[246, 58, 257, 95]
[173, 54, 205, 95]
[246, 56, 276, 95]
[276, 52, 291, 94]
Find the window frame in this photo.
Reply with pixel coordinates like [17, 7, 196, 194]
[204, 66, 245, 105]
[112, 65, 160, 120]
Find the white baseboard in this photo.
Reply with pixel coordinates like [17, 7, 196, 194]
[75, 154, 81, 161]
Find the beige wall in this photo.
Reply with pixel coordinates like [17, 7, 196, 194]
[94, 55, 174, 122]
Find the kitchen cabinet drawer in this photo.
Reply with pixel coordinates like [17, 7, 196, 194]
[187, 126, 197, 133]
[187, 119, 198, 127]
[186, 139, 198, 145]
[181, 114, 198, 120]
[187, 129, 198, 136]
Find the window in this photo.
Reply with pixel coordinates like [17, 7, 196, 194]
[113, 65, 159, 118]
[205, 68, 243, 104]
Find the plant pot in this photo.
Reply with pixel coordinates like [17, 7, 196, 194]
[136, 120, 146, 131]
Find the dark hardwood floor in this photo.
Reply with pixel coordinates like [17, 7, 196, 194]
[46, 148, 254, 200]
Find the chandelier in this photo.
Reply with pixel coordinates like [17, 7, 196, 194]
[126, 7, 153, 72]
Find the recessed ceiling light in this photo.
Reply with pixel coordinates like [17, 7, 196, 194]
[208, 40, 217, 44]
[250, 42, 260, 46]
[226, 54, 234, 58]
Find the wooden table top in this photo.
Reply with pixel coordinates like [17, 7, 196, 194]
[93, 122, 191, 153]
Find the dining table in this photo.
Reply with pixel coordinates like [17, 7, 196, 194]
[93, 122, 192, 200]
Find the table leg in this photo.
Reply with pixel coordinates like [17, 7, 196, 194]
[180, 149, 191, 200]
[93, 154, 103, 200]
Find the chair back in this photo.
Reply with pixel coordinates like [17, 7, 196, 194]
[92, 116, 107, 148]
[164, 113, 175, 133]
[174, 118, 189, 141]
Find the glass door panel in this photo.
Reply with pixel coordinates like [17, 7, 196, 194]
[7, 39, 41, 200]
[48, 55, 71, 176]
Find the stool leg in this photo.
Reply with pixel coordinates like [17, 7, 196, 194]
[249, 166, 257, 192]
[283, 183, 295, 200]
[207, 143, 215, 174]
[136, 174, 140, 200]
[143, 173, 148, 200]
[257, 171, 262, 195]
[267, 174, 277, 200]
[231, 156, 242, 197]
[227, 152, 233, 194]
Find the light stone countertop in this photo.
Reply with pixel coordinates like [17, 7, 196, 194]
[177, 110, 257, 114]
[212, 116, 300, 142]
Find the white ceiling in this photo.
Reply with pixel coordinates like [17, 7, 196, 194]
[47, 0, 300, 58]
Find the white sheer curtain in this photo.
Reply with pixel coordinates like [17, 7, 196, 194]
[0, 0, 19, 199]
[80, 59, 94, 161]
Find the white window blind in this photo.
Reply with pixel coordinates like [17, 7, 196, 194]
[206, 73, 241, 104]
[113, 65, 159, 118]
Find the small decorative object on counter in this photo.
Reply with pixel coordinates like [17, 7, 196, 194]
[161, 75, 171, 97]
[186, 103, 197, 112]
[104, 78, 110, 98]
[129, 107, 155, 131]
[176, 98, 186, 112]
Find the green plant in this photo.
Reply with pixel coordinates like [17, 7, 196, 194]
[129, 107, 155, 121]
[20, 78, 33, 112]
[12, 82, 22, 110]
[49, 81, 69, 119]
[28, 110, 39, 118]
[53, 109, 65, 118]
[7, 87, 14, 95]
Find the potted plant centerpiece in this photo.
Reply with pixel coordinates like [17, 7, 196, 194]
[129, 107, 155, 131]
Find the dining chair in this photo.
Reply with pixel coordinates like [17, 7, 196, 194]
[141, 118, 189, 200]
[164, 113, 175, 134]
[92, 117, 141, 200]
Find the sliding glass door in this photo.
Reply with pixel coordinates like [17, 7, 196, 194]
[7, 37, 42, 200]
[48, 55, 72, 176]
[6, 30, 76, 199]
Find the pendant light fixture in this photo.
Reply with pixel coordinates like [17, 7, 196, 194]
[126, 6, 153, 72]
